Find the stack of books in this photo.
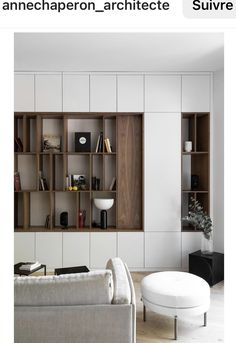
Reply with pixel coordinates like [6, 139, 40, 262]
[95, 132, 103, 152]
[19, 261, 41, 272]
[104, 138, 112, 153]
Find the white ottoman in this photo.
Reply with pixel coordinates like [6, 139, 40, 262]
[141, 271, 210, 340]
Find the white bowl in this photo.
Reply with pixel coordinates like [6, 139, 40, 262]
[94, 198, 114, 210]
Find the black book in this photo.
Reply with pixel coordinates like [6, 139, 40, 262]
[98, 132, 103, 152]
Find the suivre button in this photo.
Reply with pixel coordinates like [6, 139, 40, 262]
[183, 0, 236, 18]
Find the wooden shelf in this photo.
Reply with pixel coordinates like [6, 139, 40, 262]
[14, 112, 143, 232]
[181, 112, 210, 232]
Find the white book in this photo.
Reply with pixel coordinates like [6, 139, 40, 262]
[19, 261, 41, 271]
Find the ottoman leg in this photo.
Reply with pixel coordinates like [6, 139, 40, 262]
[143, 304, 146, 322]
[174, 316, 178, 340]
[204, 312, 207, 327]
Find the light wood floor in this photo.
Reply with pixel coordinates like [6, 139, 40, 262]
[132, 273, 224, 343]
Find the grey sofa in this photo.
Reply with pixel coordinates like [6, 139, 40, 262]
[14, 258, 136, 343]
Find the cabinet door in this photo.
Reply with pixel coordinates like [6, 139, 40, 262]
[90, 233, 117, 269]
[14, 233, 35, 264]
[145, 232, 181, 268]
[90, 75, 116, 112]
[144, 113, 181, 231]
[14, 74, 34, 111]
[35, 74, 62, 111]
[182, 75, 210, 112]
[117, 232, 144, 269]
[35, 233, 62, 270]
[117, 75, 144, 112]
[145, 75, 181, 112]
[63, 233, 90, 267]
[63, 74, 89, 111]
[182, 232, 201, 271]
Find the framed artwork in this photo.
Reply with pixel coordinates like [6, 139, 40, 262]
[43, 135, 61, 152]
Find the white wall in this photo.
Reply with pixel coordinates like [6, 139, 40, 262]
[213, 69, 224, 253]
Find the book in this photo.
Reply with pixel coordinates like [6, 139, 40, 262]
[42, 177, 49, 191]
[19, 261, 41, 271]
[14, 172, 21, 191]
[14, 137, 23, 152]
[96, 132, 103, 153]
[109, 177, 116, 191]
[104, 138, 112, 153]
[95, 134, 100, 153]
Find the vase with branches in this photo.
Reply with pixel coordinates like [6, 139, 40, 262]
[182, 197, 213, 255]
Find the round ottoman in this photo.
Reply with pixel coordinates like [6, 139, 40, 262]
[141, 271, 210, 340]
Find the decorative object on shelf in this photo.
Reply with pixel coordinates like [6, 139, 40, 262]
[75, 132, 91, 152]
[43, 135, 61, 153]
[14, 172, 21, 191]
[78, 210, 86, 228]
[182, 197, 213, 255]
[104, 137, 112, 153]
[14, 137, 23, 152]
[191, 174, 199, 190]
[73, 175, 86, 190]
[184, 141, 192, 152]
[60, 212, 68, 229]
[94, 198, 114, 229]
[44, 214, 50, 228]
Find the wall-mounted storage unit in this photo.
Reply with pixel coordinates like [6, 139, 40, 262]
[14, 112, 143, 232]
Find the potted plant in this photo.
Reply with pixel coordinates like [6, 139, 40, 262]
[182, 197, 213, 255]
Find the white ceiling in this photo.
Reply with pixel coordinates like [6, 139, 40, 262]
[14, 33, 224, 72]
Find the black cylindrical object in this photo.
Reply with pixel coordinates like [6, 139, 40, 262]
[191, 175, 199, 190]
[100, 210, 107, 229]
[60, 212, 68, 229]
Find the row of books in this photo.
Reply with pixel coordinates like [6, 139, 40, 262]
[95, 132, 112, 153]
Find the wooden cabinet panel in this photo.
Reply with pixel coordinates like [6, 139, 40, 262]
[144, 113, 181, 231]
[35, 233, 62, 269]
[145, 75, 181, 112]
[182, 75, 210, 112]
[117, 232, 144, 268]
[117, 75, 144, 112]
[14, 233, 35, 264]
[117, 115, 142, 229]
[63, 74, 89, 111]
[145, 232, 181, 268]
[63, 232, 90, 267]
[90, 233, 117, 269]
[182, 232, 201, 271]
[90, 75, 116, 112]
[35, 74, 62, 112]
[14, 74, 34, 111]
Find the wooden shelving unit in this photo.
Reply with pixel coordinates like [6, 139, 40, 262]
[14, 113, 143, 232]
[181, 112, 210, 232]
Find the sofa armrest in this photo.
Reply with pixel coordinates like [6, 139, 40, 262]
[106, 258, 132, 305]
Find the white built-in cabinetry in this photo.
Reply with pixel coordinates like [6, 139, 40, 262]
[14, 72, 211, 271]
[145, 75, 181, 112]
[144, 112, 181, 231]
[90, 233, 117, 269]
[63, 233, 90, 267]
[35, 74, 62, 112]
[63, 74, 89, 111]
[182, 75, 210, 112]
[117, 75, 144, 112]
[14, 74, 34, 112]
[90, 75, 116, 112]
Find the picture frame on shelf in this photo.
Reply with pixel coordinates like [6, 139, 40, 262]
[43, 135, 61, 153]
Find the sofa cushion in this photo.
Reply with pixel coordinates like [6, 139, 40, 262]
[106, 258, 131, 305]
[15, 270, 113, 306]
